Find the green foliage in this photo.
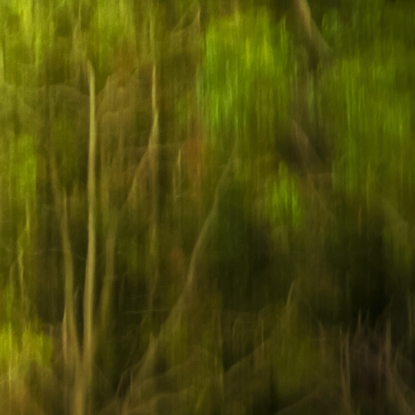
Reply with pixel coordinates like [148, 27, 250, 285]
[267, 163, 303, 235]
[321, 0, 389, 54]
[319, 38, 415, 310]
[13, 134, 37, 204]
[198, 9, 291, 160]
[319, 0, 415, 290]
[321, 9, 346, 51]
[347, 0, 384, 46]
[0, 284, 52, 376]
[0, 0, 56, 85]
[172, 0, 197, 19]
[0, 133, 37, 216]
[0, 326, 52, 373]
[2, 0, 415, 412]
[382, 2, 415, 47]
[321, 53, 413, 205]
[89, 0, 136, 73]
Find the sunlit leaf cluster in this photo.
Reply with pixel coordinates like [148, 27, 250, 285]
[266, 163, 303, 234]
[198, 9, 291, 159]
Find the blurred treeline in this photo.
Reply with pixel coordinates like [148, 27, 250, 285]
[1, 0, 415, 414]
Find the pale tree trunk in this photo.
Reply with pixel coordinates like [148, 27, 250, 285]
[80, 60, 98, 415]
[148, 4, 160, 329]
[49, 61, 97, 415]
[73, 60, 98, 415]
[50, 152, 80, 413]
[293, 0, 332, 63]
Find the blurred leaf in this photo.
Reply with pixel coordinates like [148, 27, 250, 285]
[198, 9, 291, 159]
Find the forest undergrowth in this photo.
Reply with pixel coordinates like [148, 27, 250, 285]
[1, 0, 415, 414]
